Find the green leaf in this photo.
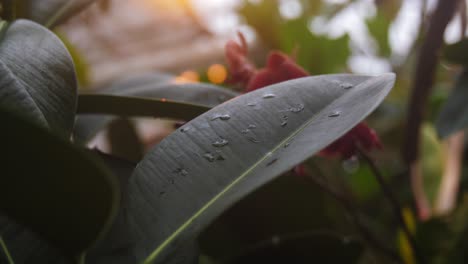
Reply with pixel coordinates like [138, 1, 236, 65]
[125, 73, 395, 263]
[227, 231, 363, 264]
[279, 18, 350, 74]
[435, 70, 468, 138]
[0, 107, 120, 257]
[0, 19, 77, 137]
[444, 39, 468, 66]
[18, 0, 97, 28]
[85, 151, 137, 264]
[366, 10, 392, 57]
[74, 81, 238, 143]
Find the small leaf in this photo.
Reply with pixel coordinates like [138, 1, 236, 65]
[125, 73, 395, 263]
[435, 70, 468, 138]
[0, 19, 77, 137]
[74, 80, 238, 143]
[0, 107, 120, 257]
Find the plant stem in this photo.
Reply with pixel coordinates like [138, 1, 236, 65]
[0, 236, 14, 264]
[303, 163, 402, 263]
[358, 149, 426, 264]
[402, 0, 460, 220]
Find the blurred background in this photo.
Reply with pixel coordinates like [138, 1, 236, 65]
[59, 0, 468, 263]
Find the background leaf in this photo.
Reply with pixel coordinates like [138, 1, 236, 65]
[0, 107, 120, 257]
[18, 0, 97, 28]
[436, 70, 468, 138]
[0, 19, 77, 137]
[74, 80, 239, 143]
[124, 73, 394, 263]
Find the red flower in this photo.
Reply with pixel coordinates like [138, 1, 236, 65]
[224, 33, 382, 161]
[246, 51, 309, 92]
[224, 32, 256, 89]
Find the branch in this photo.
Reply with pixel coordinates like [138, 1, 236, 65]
[403, 0, 460, 164]
[402, 0, 460, 221]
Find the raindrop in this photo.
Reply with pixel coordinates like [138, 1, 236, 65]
[180, 126, 191, 133]
[212, 138, 229, 147]
[217, 154, 225, 161]
[248, 124, 257, 129]
[280, 120, 288, 127]
[283, 142, 291, 148]
[262, 93, 276, 99]
[241, 129, 250, 134]
[247, 136, 260, 143]
[203, 152, 215, 162]
[173, 168, 188, 176]
[289, 103, 305, 113]
[159, 191, 166, 196]
[340, 82, 354, 89]
[211, 114, 231, 121]
[247, 102, 257, 107]
[328, 110, 341, 117]
[342, 156, 359, 173]
[266, 158, 278, 166]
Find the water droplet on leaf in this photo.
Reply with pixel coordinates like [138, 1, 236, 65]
[266, 158, 278, 166]
[203, 152, 215, 162]
[262, 93, 276, 99]
[212, 138, 229, 147]
[289, 103, 305, 113]
[180, 127, 191, 133]
[211, 114, 231, 121]
[340, 82, 354, 89]
[328, 110, 341, 117]
[247, 136, 260, 143]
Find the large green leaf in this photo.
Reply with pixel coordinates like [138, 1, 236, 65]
[18, 0, 97, 28]
[74, 80, 239, 143]
[0, 19, 77, 137]
[125, 73, 395, 263]
[435, 70, 468, 138]
[0, 107, 119, 257]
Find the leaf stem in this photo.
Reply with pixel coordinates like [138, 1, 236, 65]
[358, 149, 426, 264]
[0, 236, 14, 264]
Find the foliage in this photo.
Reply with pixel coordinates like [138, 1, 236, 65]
[1, 0, 468, 264]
